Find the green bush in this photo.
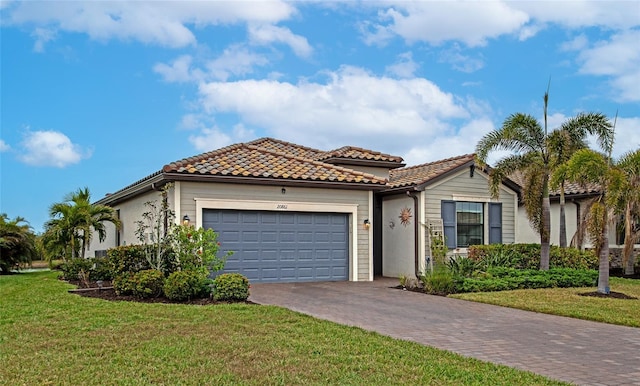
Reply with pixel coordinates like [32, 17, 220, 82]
[213, 273, 250, 301]
[107, 245, 150, 276]
[60, 258, 93, 280]
[113, 273, 136, 296]
[89, 257, 113, 281]
[467, 244, 598, 270]
[457, 268, 598, 293]
[420, 267, 457, 295]
[132, 269, 165, 298]
[163, 270, 206, 301]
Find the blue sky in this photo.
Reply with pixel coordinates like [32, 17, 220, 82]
[1, 1, 639, 233]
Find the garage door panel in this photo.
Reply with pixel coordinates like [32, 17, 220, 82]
[203, 209, 349, 283]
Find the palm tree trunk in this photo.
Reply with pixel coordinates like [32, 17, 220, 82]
[623, 205, 635, 275]
[597, 213, 610, 294]
[540, 183, 551, 270]
[559, 182, 567, 248]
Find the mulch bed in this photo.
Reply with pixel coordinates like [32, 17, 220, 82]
[66, 279, 254, 306]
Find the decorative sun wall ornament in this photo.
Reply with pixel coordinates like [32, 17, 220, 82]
[399, 207, 412, 227]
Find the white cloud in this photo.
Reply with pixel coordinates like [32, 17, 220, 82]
[31, 27, 56, 52]
[19, 130, 90, 167]
[206, 45, 269, 81]
[610, 117, 640, 158]
[248, 24, 313, 58]
[364, 2, 529, 47]
[438, 44, 484, 73]
[189, 124, 255, 152]
[4, 1, 296, 49]
[560, 34, 589, 52]
[196, 66, 475, 157]
[512, 1, 640, 30]
[385, 51, 419, 78]
[0, 139, 10, 152]
[154, 55, 202, 83]
[574, 29, 640, 103]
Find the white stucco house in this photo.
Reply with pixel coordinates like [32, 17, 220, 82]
[88, 137, 522, 283]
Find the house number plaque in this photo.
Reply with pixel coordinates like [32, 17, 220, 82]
[276, 204, 288, 210]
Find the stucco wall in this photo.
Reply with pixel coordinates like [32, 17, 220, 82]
[382, 194, 416, 278]
[179, 181, 374, 281]
[87, 188, 173, 256]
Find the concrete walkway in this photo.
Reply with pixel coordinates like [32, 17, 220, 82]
[249, 278, 640, 386]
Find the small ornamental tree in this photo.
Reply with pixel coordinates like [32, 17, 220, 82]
[134, 184, 175, 272]
[170, 224, 231, 274]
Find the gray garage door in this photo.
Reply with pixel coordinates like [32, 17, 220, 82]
[203, 209, 349, 283]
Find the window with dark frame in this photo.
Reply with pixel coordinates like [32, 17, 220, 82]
[456, 202, 484, 248]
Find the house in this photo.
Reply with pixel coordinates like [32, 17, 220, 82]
[89, 138, 519, 282]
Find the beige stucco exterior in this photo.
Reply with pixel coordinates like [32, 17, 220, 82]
[89, 181, 375, 281]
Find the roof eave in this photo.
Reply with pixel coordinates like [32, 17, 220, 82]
[165, 173, 389, 191]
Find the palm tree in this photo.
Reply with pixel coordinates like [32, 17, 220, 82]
[556, 149, 613, 293]
[0, 214, 38, 273]
[476, 88, 614, 270]
[44, 188, 120, 260]
[607, 148, 640, 275]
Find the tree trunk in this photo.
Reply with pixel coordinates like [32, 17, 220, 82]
[623, 204, 636, 275]
[559, 182, 567, 248]
[540, 195, 551, 270]
[597, 213, 610, 294]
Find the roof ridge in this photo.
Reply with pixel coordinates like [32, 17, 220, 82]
[162, 142, 245, 172]
[247, 137, 325, 154]
[245, 144, 386, 183]
[394, 153, 475, 172]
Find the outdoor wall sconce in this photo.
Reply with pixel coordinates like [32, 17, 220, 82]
[364, 219, 370, 230]
[281, 187, 287, 195]
[182, 214, 190, 226]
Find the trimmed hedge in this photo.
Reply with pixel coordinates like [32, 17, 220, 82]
[467, 244, 598, 270]
[457, 268, 598, 293]
[163, 270, 206, 301]
[213, 273, 250, 301]
[60, 257, 113, 281]
[107, 245, 178, 277]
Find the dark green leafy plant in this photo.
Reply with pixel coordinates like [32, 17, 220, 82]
[59, 258, 93, 280]
[132, 269, 165, 298]
[420, 267, 457, 295]
[213, 273, 250, 301]
[113, 273, 136, 296]
[163, 270, 206, 301]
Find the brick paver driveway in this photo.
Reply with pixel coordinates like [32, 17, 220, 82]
[249, 278, 640, 386]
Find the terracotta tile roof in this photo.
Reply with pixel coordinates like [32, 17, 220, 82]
[246, 137, 326, 160]
[317, 146, 404, 164]
[388, 154, 475, 188]
[162, 142, 388, 185]
[508, 171, 601, 197]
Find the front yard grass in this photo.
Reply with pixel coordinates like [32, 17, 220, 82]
[0, 271, 562, 385]
[451, 277, 640, 327]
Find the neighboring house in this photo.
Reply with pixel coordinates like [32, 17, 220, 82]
[89, 138, 519, 283]
[514, 179, 640, 267]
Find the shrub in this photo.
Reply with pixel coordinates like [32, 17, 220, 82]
[163, 270, 205, 301]
[113, 273, 136, 296]
[107, 245, 177, 277]
[420, 266, 457, 295]
[213, 273, 250, 301]
[457, 268, 598, 293]
[89, 257, 113, 281]
[467, 244, 598, 270]
[132, 269, 165, 298]
[59, 258, 93, 280]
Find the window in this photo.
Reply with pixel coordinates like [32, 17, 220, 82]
[442, 200, 502, 249]
[456, 202, 483, 247]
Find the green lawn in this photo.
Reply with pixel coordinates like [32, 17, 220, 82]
[0, 272, 562, 385]
[451, 277, 640, 327]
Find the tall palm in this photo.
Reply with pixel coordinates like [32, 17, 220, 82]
[607, 148, 640, 275]
[549, 114, 614, 248]
[476, 88, 613, 270]
[556, 149, 614, 293]
[44, 187, 120, 260]
[0, 214, 38, 273]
